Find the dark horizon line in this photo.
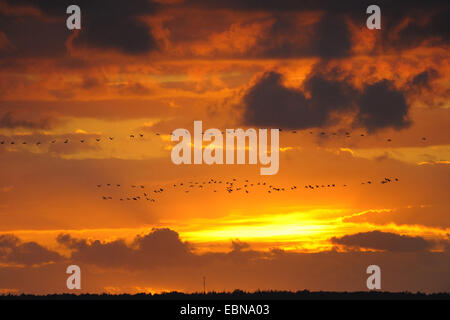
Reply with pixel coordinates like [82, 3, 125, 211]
[1, 290, 449, 300]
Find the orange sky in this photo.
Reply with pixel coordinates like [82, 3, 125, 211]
[0, 0, 449, 294]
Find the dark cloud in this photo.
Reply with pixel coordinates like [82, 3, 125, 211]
[0, 234, 62, 266]
[56, 228, 268, 270]
[117, 82, 153, 96]
[409, 69, 440, 90]
[185, 0, 448, 25]
[231, 240, 251, 251]
[305, 73, 357, 121]
[381, 6, 450, 51]
[0, 13, 69, 59]
[72, 1, 159, 54]
[224, 240, 262, 263]
[57, 234, 135, 268]
[312, 13, 351, 59]
[241, 71, 410, 131]
[57, 228, 195, 269]
[355, 80, 410, 132]
[242, 71, 311, 129]
[3, 0, 160, 55]
[132, 228, 193, 263]
[0, 112, 57, 129]
[81, 76, 101, 90]
[184, 0, 369, 13]
[186, 0, 449, 53]
[331, 231, 433, 252]
[0, 230, 449, 293]
[246, 12, 351, 59]
[2, 0, 448, 60]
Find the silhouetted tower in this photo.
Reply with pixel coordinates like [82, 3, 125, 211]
[203, 276, 206, 294]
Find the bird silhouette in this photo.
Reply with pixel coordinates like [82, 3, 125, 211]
[94, 173, 402, 204]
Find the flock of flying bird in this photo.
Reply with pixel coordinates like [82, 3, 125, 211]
[0, 130, 429, 147]
[0, 129, 410, 204]
[96, 176, 400, 203]
[0, 128, 413, 203]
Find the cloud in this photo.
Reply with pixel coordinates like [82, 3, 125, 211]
[57, 228, 439, 271]
[0, 112, 57, 129]
[330, 230, 433, 252]
[311, 13, 351, 59]
[343, 205, 450, 229]
[72, 1, 159, 54]
[56, 228, 269, 270]
[185, 0, 449, 55]
[408, 69, 440, 90]
[245, 13, 352, 59]
[242, 71, 311, 129]
[241, 71, 410, 132]
[231, 239, 250, 251]
[381, 5, 450, 51]
[3, 0, 448, 60]
[3, 0, 160, 55]
[0, 234, 62, 266]
[57, 228, 195, 269]
[1, 230, 450, 293]
[355, 80, 410, 132]
[0, 13, 68, 59]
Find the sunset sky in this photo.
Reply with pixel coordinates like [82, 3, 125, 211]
[0, 0, 449, 294]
